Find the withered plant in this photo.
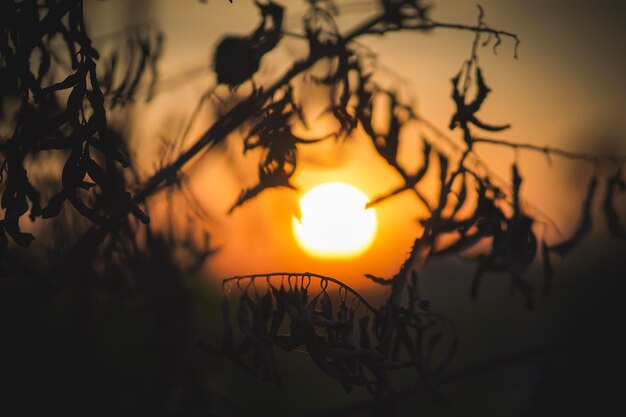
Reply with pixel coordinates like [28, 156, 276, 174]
[1, 0, 625, 416]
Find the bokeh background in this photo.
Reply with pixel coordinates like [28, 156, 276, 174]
[81, 0, 626, 283]
[2, 1, 625, 416]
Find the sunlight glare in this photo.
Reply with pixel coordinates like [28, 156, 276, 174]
[292, 182, 377, 258]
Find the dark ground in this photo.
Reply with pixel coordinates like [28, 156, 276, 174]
[1, 231, 624, 417]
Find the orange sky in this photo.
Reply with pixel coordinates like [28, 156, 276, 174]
[85, 0, 626, 287]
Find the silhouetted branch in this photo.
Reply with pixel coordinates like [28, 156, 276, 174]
[367, 21, 520, 57]
[134, 13, 522, 204]
[222, 272, 378, 313]
[133, 12, 386, 203]
[473, 137, 626, 164]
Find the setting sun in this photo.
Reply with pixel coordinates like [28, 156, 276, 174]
[292, 182, 377, 258]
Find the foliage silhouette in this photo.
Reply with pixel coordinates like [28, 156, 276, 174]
[1, 0, 625, 416]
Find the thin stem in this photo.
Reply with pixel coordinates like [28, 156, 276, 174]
[473, 137, 625, 164]
[367, 21, 520, 57]
[223, 272, 378, 313]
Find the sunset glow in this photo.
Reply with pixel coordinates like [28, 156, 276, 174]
[292, 182, 377, 258]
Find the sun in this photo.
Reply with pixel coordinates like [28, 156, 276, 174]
[292, 182, 378, 258]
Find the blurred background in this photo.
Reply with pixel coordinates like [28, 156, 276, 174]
[1, 1, 625, 416]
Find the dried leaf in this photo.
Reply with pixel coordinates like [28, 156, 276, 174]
[363, 273, 394, 286]
[550, 177, 597, 255]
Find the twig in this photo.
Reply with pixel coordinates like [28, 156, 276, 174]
[223, 272, 378, 313]
[367, 21, 520, 58]
[473, 137, 626, 164]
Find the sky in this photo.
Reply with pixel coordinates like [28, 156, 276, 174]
[84, 0, 626, 285]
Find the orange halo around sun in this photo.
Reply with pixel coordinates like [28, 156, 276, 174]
[292, 182, 378, 259]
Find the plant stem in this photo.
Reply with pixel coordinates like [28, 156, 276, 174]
[223, 272, 378, 313]
[473, 137, 625, 164]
